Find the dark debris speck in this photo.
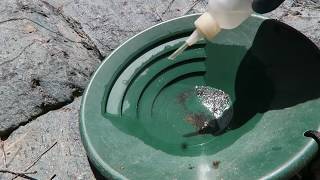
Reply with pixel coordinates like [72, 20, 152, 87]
[188, 164, 194, 170]
[212, 160, 221, 169]
[181, 143, 188, 150]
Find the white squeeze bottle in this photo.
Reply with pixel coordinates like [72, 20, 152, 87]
[168, 0, 253, 60]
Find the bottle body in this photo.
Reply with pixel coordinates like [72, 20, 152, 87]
[208, 0, 253, 29]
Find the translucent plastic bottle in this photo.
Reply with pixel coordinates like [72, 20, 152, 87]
[169, 0, 253, 60]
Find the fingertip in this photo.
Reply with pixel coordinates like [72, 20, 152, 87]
[252, 0, 286, 14]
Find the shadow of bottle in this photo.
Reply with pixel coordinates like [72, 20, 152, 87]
[228, 19, 320, 130]
[192, 19, 320, 157]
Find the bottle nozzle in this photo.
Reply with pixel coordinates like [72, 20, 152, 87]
[168, 30, 203, 60]
[168, 12, 221, 60]
[168, 42, 189, 60]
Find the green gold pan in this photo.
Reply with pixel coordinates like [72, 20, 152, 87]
[80, 14, 320, 179]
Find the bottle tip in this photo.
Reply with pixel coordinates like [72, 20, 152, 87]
[168, 42, 189, 60]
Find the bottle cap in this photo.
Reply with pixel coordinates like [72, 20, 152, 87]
[194, 12, 221, 40]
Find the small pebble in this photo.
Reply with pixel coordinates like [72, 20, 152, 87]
[24, 24, 37, 33]
[291, 11, 302, 16]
